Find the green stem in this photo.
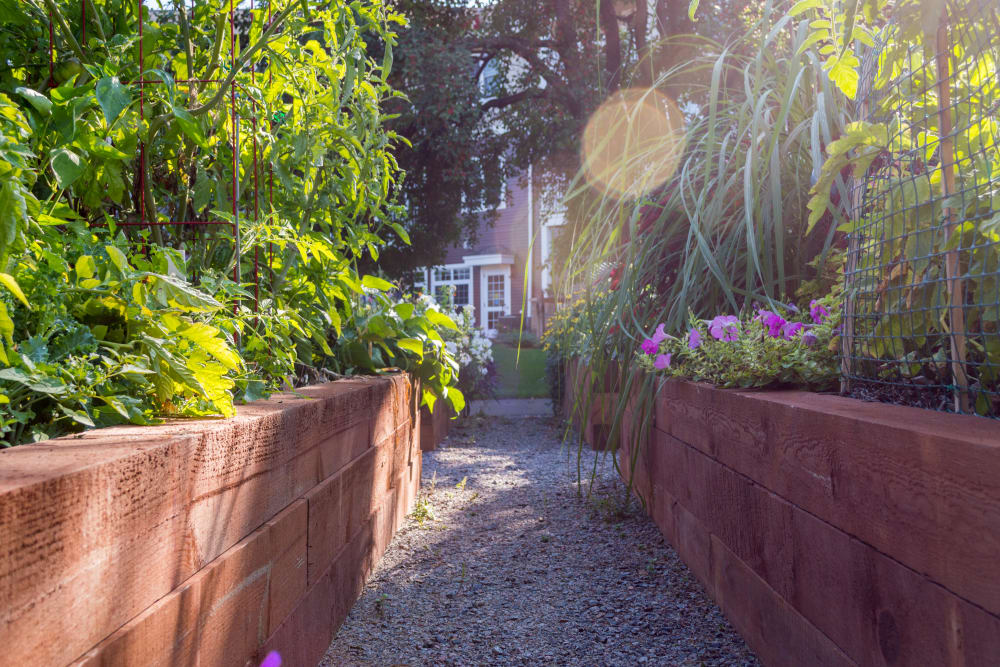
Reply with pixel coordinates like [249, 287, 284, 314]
[42, 0, 88, 64]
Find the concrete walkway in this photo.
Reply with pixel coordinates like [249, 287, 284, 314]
[468, 398, 552, 417]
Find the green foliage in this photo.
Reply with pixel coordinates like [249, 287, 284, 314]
[0, 0, 462, 445]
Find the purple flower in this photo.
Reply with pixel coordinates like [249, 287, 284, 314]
[641, 323, 669, 355]
[782, 322, 804, 340]
[708, 315, 740, 341]
[802, 330, 819, 346]
[810, 300, 830, 324]
[654, 353, 672, 370]
[260, 652, 282, 667]
[687, 328, 702, 350]
[757, 310, 786, 338]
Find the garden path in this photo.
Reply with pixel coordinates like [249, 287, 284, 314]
[322, 416, 758, 666]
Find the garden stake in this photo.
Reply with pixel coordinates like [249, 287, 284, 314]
[935, 15, 971, 413]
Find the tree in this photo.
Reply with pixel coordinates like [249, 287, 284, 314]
[373, 0, 760, 279]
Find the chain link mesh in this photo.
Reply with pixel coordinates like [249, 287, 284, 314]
[843, 0, 1000, 416]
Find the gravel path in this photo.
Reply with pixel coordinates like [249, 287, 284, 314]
[322, 416, 758, 666]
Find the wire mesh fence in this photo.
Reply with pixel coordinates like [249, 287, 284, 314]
[843, 0, 1000, 417]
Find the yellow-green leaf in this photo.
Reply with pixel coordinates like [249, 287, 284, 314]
[76, 255, 96, 279]
[397, 337, 424, 360]
[105, 246, 129, 273]
[0, 272, 29, 308]
[177, 322, 242, 371]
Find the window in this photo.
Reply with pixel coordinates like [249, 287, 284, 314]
[484, 272, 507, 331]
[487, 274, 505, 307]
[431, 264, 471, 307]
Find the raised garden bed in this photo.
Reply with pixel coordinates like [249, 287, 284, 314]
[419, 403, 452, 452]
[562, 358, 619, 450]
[623, 377, 1000, 666]
[0, 374, 420, 667]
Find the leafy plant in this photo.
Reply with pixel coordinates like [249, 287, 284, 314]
[0, 0, 465, 445]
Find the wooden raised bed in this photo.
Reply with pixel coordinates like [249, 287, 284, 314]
[0, 374, 421, 667]
[419, 403, 452, 452]
[562, 358, 619, 450]
[626, 378, 1000, 666]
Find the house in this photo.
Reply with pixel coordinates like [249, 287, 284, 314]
[413, 166, 566, 337]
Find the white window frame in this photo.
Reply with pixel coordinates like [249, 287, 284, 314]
[480, 265, 511, 334]
[429, 263, 472, 307]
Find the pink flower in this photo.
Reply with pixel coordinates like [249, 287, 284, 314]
[757, 310, 786, 338]
[654, 353, 672, 369]
[810, 300, 830, 324]
[261, 652, 282, 667]
[708, 315, 740, 341]
[687, 328, 701, 350]
[641, 323, 669, 355]
[782, 322, 804, 340]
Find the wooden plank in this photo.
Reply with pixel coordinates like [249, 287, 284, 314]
[654, 379, 1000, 615]
[265, 500, 308, 638]
[710, 535, 854, 667]
[642, 424, 1000, 665]
[0, 376, 403, 667]
[72, 512, 275, 667]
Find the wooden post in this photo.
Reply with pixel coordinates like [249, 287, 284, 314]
[841, 98, 868, 395]
[935, 15, 971, 413]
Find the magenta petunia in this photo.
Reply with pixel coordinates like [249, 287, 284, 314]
[782, 321, 804, 340]
[654, 353, 672, 370]
[641, 323, 669, 355]
[810, 300, 830, 324]
[687, 328, 702, 350]
[757, 310, 786, 338]
[708, 315, 740, 341]
[260, 652, 282, 667]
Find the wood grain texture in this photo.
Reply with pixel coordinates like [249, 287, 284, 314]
[639, 401, 1000, 666]
[1, 374, 417, 667]
[654, 379, 1000, 616]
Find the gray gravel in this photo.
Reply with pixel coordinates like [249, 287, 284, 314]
[322, 415, 758, 666]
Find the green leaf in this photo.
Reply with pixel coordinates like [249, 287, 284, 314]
[58, 404, 95, 427]
[15, 86, 51, 114]
[147, 273, 223, 312]
[105, 246, 129, 273]
[390, 222, 410, 244]
[76, 255, 96, 279]
[687, 0, 700, 20]
[0, 301, 13, 345]
[361, 274, 394, 291]
[176, 322, 243, 371]
[446, 386, 466, 414]
[393, 303, 415, 319]
[0, 272, 29, 307]
[172, 107, 209, 148]
[425, 309, 458, 331]
[50, 148, 86, 189]
[95, 77, 131, 126]
[788, 0, 824, 16]
[397, 338, 424, 360]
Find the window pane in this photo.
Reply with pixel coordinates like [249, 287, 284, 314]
[454, 284, 469, 305]
[487, 275, 504, 307]
[488, 310, 500, 329]
[453, 268, 470, 280]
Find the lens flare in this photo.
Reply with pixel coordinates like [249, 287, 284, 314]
[581, 88, 687, 199]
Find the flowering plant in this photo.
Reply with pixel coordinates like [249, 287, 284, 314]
[422, 287, 496, 401]
[635, 295, 841, 390]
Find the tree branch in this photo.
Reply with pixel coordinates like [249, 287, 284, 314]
[481, 88, 548, 111]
